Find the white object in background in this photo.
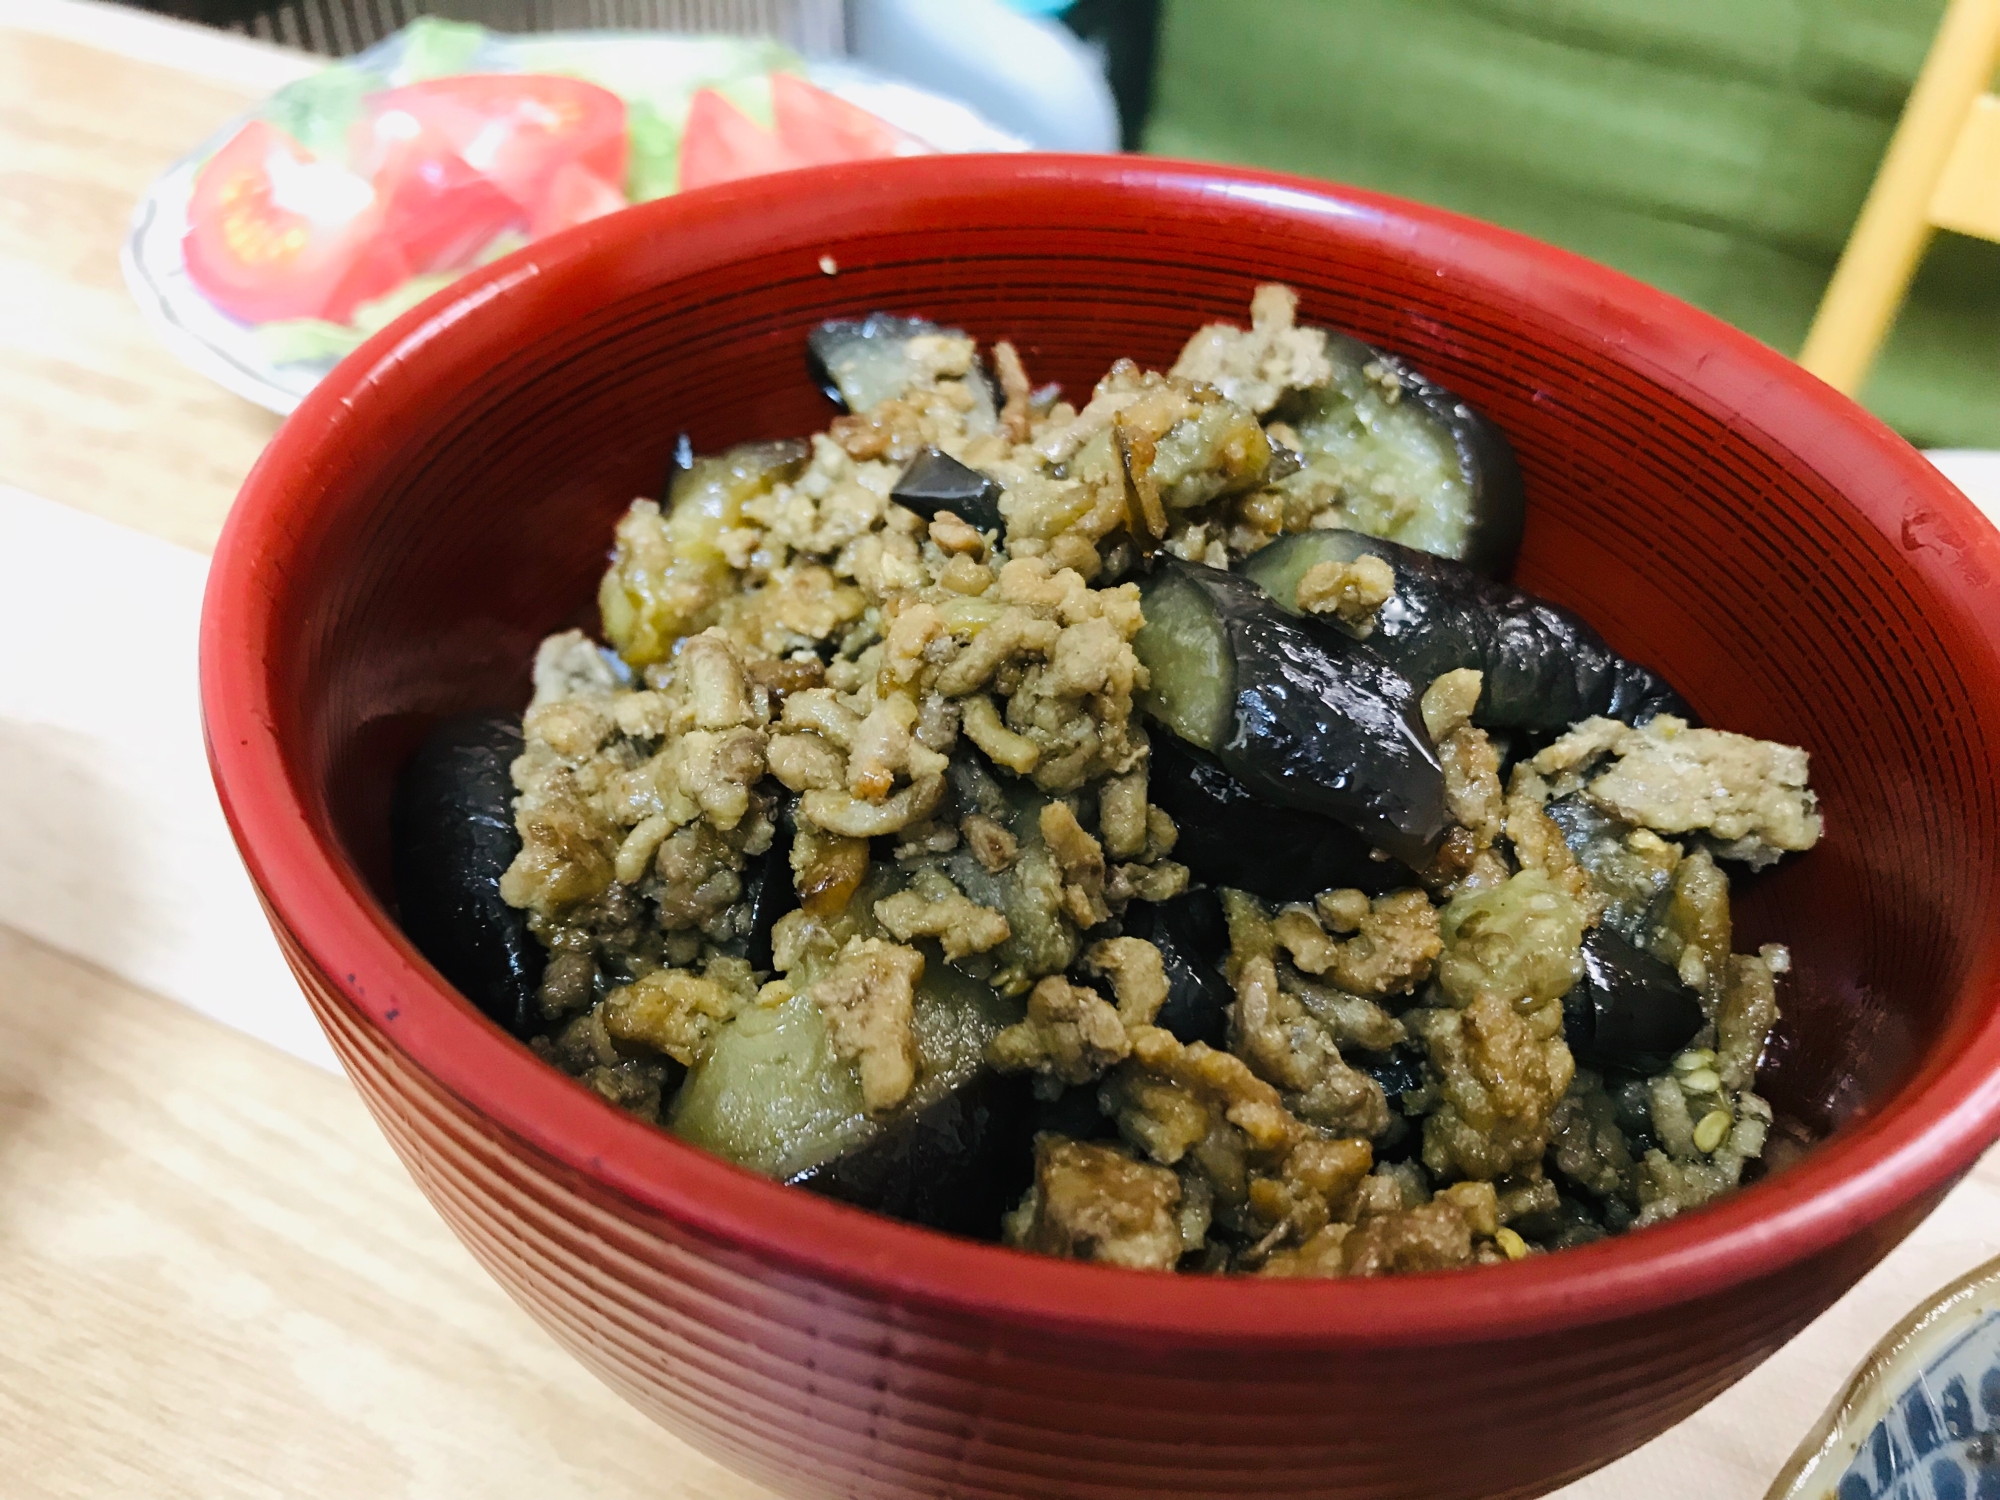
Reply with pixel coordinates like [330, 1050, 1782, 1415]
[849, 0, 1119, 151]
[121, 35, 1026, 417]
[1924, 448, 2000, 526]
[0, 485, 338, 1072]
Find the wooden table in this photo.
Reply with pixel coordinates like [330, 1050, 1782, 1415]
[3, 5, 1996, 1497]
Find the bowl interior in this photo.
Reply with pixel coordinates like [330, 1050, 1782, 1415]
[218, 157, 2000, 1298]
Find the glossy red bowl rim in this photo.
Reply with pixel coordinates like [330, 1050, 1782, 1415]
[203, 153, 2000, 1350]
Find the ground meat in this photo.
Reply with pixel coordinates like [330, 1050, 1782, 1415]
[1662, 846, 1733, 1006]
[807, 938, 924, 1113]
[1039, 801, 1110, 928]
[987, 975, 1130, 1086]
[1533, 715, 1822, 868]
[1718, 948, 1782, 1091]
[1333, 1196, 1480, 1278]
[801, 774, 946, 838]
[1169, 282, 1333, 416]
[1230, 953, 1391, 1138]
[1096, 768, 1150, 860]
[992, 339, 1034, 444]
[874, 873, 1012, 962]
[601, 966, 745, 1066]
[1295, 554, 1395, 635]
[1081, 937, 1170, 1027]
[1410, 991, 1575, 1182]
[501, 762, 617, 918]
[532, 629, 622, 705]
[1004, 1136, 1188, 1270]
[960, 812, 1019, 872]
[1547, 1071, 1639, 1203]
[1270, 890, 1441, 999]
[1503, 788, 1600, 916]
[1241, 1134, 1375, 1253]
[1106, 1025, 1300, 1166]
[1417, 671, 1507, 860]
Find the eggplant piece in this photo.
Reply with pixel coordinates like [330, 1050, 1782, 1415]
[739, 799, 798, 973]
[600, 438, 810, 667]
[1118, 887, 1236, 1048]
[1241, 530, 1693, 731]
[1147, 736, 1410, 902]
[672, 935, 1029, 1235]
[1027, 1080, 1118, 1143]
[1134, 559, 1448, 867]
[890, 446, 1005, 534]
[807, 312, 1000, 431]
[1561, 925, 1705, 1075]
[1285, 330, 1525, 576]
[1543, 794, 1676, 946]
[391, 715, 543, 1036]
[1356, 1045, 1426, 1104]
[793, 1069, 1035, 1238]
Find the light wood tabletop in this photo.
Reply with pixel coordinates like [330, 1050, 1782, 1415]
[2, 4, 1996, 1498]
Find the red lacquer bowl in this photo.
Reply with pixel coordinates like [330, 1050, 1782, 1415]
[201, 155, 2000, 1500]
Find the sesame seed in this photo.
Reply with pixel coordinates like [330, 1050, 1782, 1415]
[1672, 1048, 1715, 1073]
[1694, 1109, 1732, 1154]
[818, 254, 838, 275]
[1680, 1067, 1722, 1095]
[1495, 1227, 1530, 1261]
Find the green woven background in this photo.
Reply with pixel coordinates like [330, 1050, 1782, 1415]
[1146, 0, 1999, 448]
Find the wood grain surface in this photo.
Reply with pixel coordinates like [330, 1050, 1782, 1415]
[0, 20, 284, 553]
[0, 925, 769, 1500]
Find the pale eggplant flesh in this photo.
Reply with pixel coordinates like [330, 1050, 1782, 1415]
[1285, 330, 1526, 577]
[807, 312, 1000, 431]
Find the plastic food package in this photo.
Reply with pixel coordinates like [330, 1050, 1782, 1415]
[124, 19, 1023, 412]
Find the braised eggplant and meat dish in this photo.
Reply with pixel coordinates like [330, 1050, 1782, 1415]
[392, 286, 1822, 1276]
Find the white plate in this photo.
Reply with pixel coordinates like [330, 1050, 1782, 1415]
[122, 37, 1023, 416]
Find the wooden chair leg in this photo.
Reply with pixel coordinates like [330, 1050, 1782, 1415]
[1797, 0, 2000, 395]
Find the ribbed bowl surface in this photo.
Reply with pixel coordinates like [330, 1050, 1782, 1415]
[202, 156, 2000, 1500]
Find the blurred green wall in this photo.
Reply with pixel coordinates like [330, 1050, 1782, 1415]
[1145, 0, 1999, 448]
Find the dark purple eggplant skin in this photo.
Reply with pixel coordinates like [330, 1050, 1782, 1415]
[1138, 559, 1449, 868]
[1118, 887, 1236, 1048]
[891, 446, 1005, 534]
[1561, 925, 1705, 1075]
[1147, 737, 1414, 903]
[391, 715, 543, 1037]
[1542, 794, 1674, 946]
[1320, 330, 1526, 578]
[788, 1069, 1034, 1240]
[739, 796, 797, 974]
[1030, 1082, 1119, 1143]
[1242, 531, 1694, 731]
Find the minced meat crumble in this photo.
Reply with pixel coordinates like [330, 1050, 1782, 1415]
[446, 286, 1826, 1277]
